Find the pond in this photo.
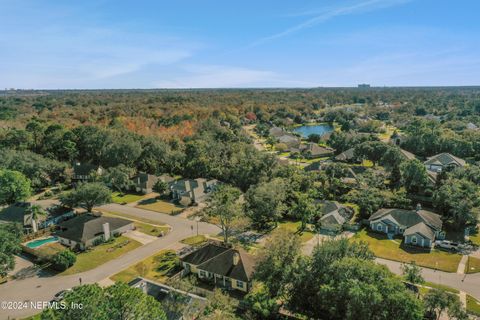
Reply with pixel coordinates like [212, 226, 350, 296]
[292, 124, 334, 138]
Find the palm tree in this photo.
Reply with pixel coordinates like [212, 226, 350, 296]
[25, 205, 45, 233]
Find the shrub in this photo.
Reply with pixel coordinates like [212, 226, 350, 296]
[52, 249, 76, 271]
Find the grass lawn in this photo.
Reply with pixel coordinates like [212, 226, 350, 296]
[351, 229, 462, 272]
[60, 236, 142, 275]
[467, 295, 480, 317]
[110, 250, 179, 283]
[277, 220, 315, 243]
[423, 281, 459, 294]
[111, 192, 145, 204]
[137, 199, 184, 215]
[469, 227, 480, 246]
[466, 256, 480, 274]
[181, 235, 207, 246]
[133, 221, 170, 237]
[32, 242, 65, 261]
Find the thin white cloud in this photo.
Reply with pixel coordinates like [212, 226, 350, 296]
[248, 0, 412, 47]
[154, 65, 315, 88]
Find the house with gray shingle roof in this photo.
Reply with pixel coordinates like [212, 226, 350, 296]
[170, 178, 219, 206]
[368, 206, 444, 248]
[316, 201, 353, 233]
[72, 162, 103, 182]
[424, 153, 466, 174]
[180, 243, 256, 292]
[56, 214, 133, 250]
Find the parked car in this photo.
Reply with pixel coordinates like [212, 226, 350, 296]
[51, 289, 71, 302]
[435, 240, 460, 251]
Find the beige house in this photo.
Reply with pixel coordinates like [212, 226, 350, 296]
[180, 243, 255, 292]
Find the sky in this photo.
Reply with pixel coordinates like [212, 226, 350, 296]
[0, 0, 479, 89]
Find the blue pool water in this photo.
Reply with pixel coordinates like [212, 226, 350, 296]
[292, 124, 334, 138]
[26, 236, 58, 249]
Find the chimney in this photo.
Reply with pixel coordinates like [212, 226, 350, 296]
[103, 222, 111, 241]
[233, 252, 240, 266]
[185, 180, 191, 191]
[416, 203, 422, 212]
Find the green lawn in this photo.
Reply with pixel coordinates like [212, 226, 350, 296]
[469, 227, 480, 246]
[467, 295, 480, 317]
[111, 192, 145, 204]
[181, 235, 207, 246]
[110, 250, 179, 283]
[277, 220, 315, 243]
[351, 229, 462, 272]
[32, 242, 65, 261]
[466, 256, 480, 274]
[423, 281, 459, 294]
[137, 199, 184, 215]
[60, 236, 142, 275]
[101, 211, 170, 236]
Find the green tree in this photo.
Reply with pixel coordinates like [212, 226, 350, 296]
[254, 229, 301, 297]
[401, 261, 424, 297]
[41, 283, 167, 320]
[424, 289, 467, 320]
[202, 288, 238, 320]
[103, 165, 134, 192]
[60, 183, 111, 212]
[245, 178, 287, 230]
[400, 159, 430, 194]
[291, 192, 318, 231]
[244, 282, 279, 319]
[207, 185, 244, 244]
[0, 223, 22, 277]
[52, 250, 77, 271]
[354, 141, 389, 166]
[0, 169, 31, 205]
[153, 180, 169, 195]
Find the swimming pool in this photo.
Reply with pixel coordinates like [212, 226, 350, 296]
[25, 236, 58, 249]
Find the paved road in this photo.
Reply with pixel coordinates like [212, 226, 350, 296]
[0, 204, 220, 319]
[376, 258, 480, 300]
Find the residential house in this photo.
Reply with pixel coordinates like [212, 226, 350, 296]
[170, 178, 219, 206]
[56, 214, 134, 250]
[368, 206, 444, 248]
[301, 143, 335, 159]
[132, 173, 174, 194]
[72, 162, 103, 182]
[424, 153, 466, 173]
[269, 126, 286, 137]
[334, 148, 356, 162]
[316, 201, 353, 234]
[180, 243, 256, 293]
[399, 148, 416, 161]
[277, 134, 301, 150]
[389, 132, 406, 146]
[129, 278, 206, 320]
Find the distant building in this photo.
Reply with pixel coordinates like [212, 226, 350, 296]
[170, 178, 219, 206]
[72, 162, 103, 182]
[300, 143, 335, 159]
[424, 153, 466, 173]
[132, 173, 174, 194]
[358, 84, 370, 88]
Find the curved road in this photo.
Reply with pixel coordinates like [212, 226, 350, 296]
[0, 204, 220, 319]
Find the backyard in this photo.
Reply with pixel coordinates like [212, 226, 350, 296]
[136, 198, 184, 215]
[110, 249, 179, 283]
[351, 229, 462, 272]
[60, 236, 142, 275]
[277, 220, 315, 243]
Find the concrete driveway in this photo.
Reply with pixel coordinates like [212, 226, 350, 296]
[0, 204, 220, 319]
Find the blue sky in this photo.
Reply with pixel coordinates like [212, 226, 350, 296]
[0, 0, 479, 89]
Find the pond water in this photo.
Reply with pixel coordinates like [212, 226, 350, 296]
[292, 124, 334, 138]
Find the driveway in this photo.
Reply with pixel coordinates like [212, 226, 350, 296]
[0, 204, 220, 319]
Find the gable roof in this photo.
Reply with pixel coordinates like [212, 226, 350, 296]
[369, 208, 442, 231]
[302, 143, 334, 156]
[404, 222, 435, 240]
[399, 149, 416, 160]
[335, 148, 355, 161]
[56, 214, 132, 243]
[181, 243, 256, 282]
[424, 153, 466, 167]
[318, 201, 352, 226]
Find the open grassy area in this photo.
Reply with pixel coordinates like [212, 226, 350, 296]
[181, 234, 207, 246]
[137, 199, 184, 215]
[101, 211, 167, 226]
[423, 281, 459, 294]
[133, 221, 170, 237]
[466, 256, 480, 274]
[110, 250, 179, 283]
[277, 220, 315, 243]
[467, 295, 480, 317]
[111, 192, 145, 204]
[60, 236, 142, 275]
[32, 242, 65, 261]
[351, 229, 462, 272]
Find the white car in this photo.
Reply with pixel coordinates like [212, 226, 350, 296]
[435, 240, 459, 251]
